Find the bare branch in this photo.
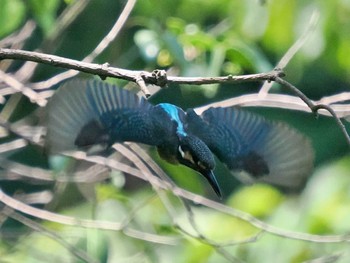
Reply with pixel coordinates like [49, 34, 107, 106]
[274, 77, 350, 147]
[0, 188, 179, 245]
[0, 70, 47, 106]
[317, 92, 350, 105]
[0, 139, 27, 154]
[135, 73, 152, 97]
[0, 48, 284, 86]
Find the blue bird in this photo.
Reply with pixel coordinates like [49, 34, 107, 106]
[46, 79, 314, 197]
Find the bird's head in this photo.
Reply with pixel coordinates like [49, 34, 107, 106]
[177, 135, 222, 198]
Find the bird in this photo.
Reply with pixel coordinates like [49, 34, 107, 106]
[46, 79, 314, 198]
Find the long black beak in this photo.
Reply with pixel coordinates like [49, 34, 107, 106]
[202, 170, 222, 198]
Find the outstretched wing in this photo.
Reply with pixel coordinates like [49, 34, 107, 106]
[187, 107, 314, 191]
[46, 79, 159, 153]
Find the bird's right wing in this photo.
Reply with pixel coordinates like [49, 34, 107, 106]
[187, 107, 314, 191]
[46, 79, 160, 153]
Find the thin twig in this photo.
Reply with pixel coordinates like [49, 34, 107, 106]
[317, 92, 350, 105]
[135, 73, 151, 97]
[0, 69, 47, 106]
[0, 188, 179, 245]
[113, 144, 180, 221]
[0, 139, 27, 154]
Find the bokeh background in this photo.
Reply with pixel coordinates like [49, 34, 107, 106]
[0, 0, 350, 262]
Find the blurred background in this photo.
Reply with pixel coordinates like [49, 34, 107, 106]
[0, 0, 350, 262]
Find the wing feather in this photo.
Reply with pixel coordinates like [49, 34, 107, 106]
[188, 107, 314, 191]
[46, 79, 157, 153]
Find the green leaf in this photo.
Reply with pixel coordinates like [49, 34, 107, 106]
[0, 0, 25, 38]
[228, 184, 284, 217]
[28, 0, 60, 35]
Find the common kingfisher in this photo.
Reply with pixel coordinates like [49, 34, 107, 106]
[46, 79, 314, 197]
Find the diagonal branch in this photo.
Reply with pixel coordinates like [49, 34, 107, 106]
[274, 76, 350, 147]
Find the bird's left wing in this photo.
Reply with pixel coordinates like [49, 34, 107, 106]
[46, 79, 160, 153]
[187, 107, 314, 191]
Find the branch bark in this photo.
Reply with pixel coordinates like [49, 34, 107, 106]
[0, 48, 283, 86]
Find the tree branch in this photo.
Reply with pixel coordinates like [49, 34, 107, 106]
[0, 48, 284, 87]
[275, 76, 350, 147]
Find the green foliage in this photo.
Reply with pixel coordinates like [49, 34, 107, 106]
[0, 0, 61, 38]
[28, 0, 60, 35]
[0, 0, 25, 38]
[227, 184, 284, 217]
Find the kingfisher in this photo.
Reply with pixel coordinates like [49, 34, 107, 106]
[46, 79, 314, 197]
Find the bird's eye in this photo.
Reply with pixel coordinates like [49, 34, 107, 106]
[178, 146, 195, 164]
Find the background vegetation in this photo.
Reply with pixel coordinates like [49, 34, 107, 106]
[0, 0, 350, 262]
